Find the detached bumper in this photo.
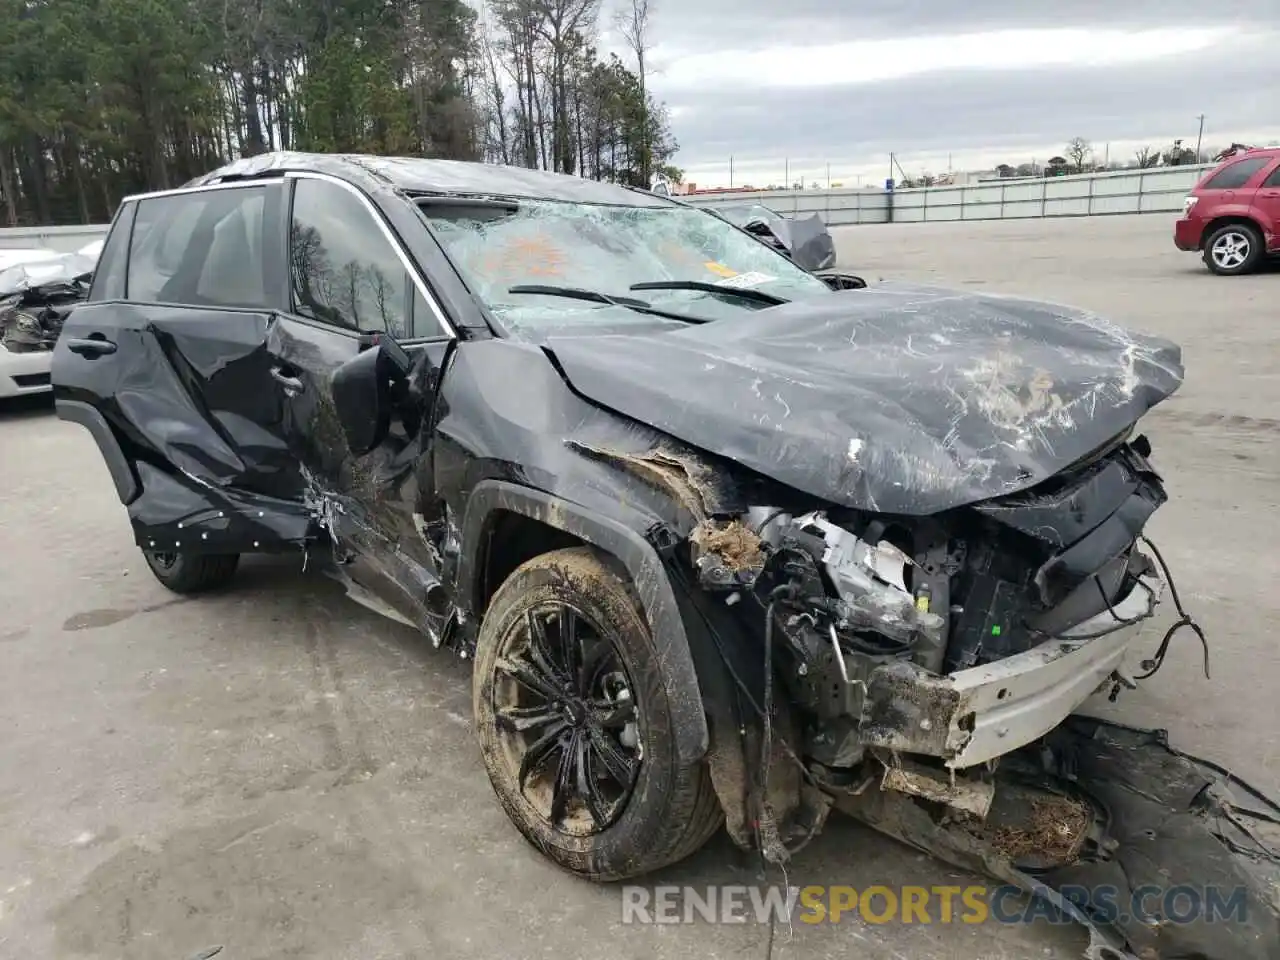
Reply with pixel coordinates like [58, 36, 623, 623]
[862, 573, 1163, 769]
[0, 347, 52, 398]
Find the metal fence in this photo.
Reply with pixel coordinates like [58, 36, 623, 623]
[680, 163, 1214, 225]
[0, 164, 1214, 249]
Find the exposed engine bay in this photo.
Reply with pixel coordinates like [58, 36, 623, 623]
[686, 433, 1172, 779]
[0, 294, 77, 352]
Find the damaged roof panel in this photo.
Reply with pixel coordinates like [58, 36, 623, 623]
[184, 151, 669, 207]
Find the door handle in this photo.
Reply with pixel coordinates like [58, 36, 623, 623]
[66, 337, 116, 357]
[270, 366, 305, 394]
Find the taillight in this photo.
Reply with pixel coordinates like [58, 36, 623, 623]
[1183, 196, 1199, 214]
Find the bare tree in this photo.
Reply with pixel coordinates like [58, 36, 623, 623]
[1065, 137, 1093, 173]
[614, 0, 652, 183]
[531, 0, 599, 173]
[1134, 146, 1159, 168]
[477, 12, 511, 163]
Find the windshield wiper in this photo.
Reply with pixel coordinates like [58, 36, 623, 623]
[629, 280, 789, 306]
[506, 284, 709, 324]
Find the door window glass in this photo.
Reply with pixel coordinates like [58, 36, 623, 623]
[1202, 157, 1269, 190]
[127, 187, 268, 307]
[288, 178, 411, 337]
[410, 285, 447, 338]
[1261, 164, 1280, 188]
[89, 203, 134, 301]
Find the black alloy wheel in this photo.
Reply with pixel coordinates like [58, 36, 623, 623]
[473, 547, 723, 880]
[491, 600, 641, 835]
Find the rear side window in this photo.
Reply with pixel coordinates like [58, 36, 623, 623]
[1202, 157, 1270, 190]
[127, 187, 270, 308]
[288, 178, 419, 338]
[1263, 164, 1280, 188]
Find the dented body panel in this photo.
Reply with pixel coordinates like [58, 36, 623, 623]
[52, 299, 326, 552]
[545, 283, 1183, 514]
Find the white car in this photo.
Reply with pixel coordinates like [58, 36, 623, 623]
[0, 243, 101, 399]
[0, 247, 61, 271]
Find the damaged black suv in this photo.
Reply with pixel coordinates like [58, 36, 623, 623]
[52, 153, 1280, 960]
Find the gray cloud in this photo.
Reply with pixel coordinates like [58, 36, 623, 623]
[651, 0, 1280, 49]
[642, 0, 1280, 179]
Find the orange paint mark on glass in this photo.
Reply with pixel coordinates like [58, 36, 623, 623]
[469, 233, 567, 283]
[703, 261, 738, 278]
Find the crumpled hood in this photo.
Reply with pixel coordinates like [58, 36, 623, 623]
[544, 282, 1184, 515]
[760, 214, 836, 271]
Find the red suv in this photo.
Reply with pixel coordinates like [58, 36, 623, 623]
[1174, 147, 1280, 275]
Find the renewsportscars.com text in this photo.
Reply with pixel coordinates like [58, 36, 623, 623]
[621, 884, 1249, 926]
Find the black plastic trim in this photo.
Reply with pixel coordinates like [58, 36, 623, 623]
[458, 479, 710, 763]
[54, 399, 140, 504]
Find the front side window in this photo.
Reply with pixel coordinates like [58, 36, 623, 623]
[127, 187, 268, 308]
[1203, 157, 1270, 190]
[420, 198, 831, 338]
[88, 203, 135, 301]
[288, 178, 413, 337]
[1262, 163, 1280, 188]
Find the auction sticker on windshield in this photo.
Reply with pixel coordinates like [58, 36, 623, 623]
[715, 271, 777, 289]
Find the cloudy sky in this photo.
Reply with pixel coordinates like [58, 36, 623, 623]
[614, 0, 1280, 187]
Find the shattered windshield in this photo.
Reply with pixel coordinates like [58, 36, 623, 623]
[418, 198, 832, 336]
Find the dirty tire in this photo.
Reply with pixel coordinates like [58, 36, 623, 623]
[141, 550, 240, 594]
[473, 546, 722, 881]
[1202, 222, 1263, 275]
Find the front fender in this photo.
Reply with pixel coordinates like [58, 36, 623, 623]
[457, 479, 710, 764]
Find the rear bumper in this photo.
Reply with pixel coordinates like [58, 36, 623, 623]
[863, 572, 1163, 768]
[1174, 217, 1203, 251]
[0, 348, 52, 398]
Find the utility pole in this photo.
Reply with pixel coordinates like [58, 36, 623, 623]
[729, 155, 734, 188]
[826, 162, 830, 188]
[784, 157, 789, 188]
[1195, 114, 1205, 163]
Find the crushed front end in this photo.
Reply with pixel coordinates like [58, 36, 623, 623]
[685, 429, 1171, 791]
[0, 255, 91, 396]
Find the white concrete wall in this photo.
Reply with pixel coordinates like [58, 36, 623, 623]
[0, 224, 111, 253]
[681, 164, 1213, 224]
[0, 163, 1214, 248]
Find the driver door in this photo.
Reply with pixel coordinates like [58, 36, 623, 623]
[266, 174, 458, 637]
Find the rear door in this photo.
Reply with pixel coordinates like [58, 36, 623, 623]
[52, 182, 323, 555]
[267, 172, 459, 636]
[1253, 160, 1280, 252]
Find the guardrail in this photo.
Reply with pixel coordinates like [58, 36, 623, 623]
[681, 163, 1214, 224]
[0, 163, 1215, 249]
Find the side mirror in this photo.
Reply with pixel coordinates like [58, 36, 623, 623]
[331, 336, 412, 456]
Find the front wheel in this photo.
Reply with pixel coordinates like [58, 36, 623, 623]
[472, 547, 722, 881]
[142, 550, 240, 594]
[1203, 223, 1263, 275]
